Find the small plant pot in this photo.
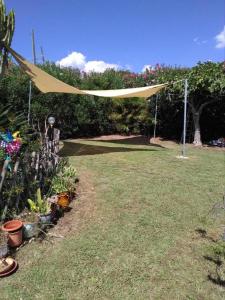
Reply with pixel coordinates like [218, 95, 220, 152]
[7, 229, 23, 247]
[2, 220, 23, 233]
[57, 192, 70, 209]
[39, 212, 52, 225]
[0, 258, 18, 277]
[0, 243, 8, 259]
[0, 257, 15, 275]
[2, 220, 23, 247]
[23, 222, 39, 239]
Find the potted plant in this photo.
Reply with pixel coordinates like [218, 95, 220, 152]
[63, 166, 78, 201]
[21, 210, 40, 239]
[51, 165, 78, 209]
[47, 195, 63, 220]
[51, 176, 70, 209]
[0, 232, 8, 258]
[1, 219, 23, 247]
[0, 257, 17, 276]
[27, 188, 52, 226]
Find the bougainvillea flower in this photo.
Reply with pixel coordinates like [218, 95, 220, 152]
[6, 140, 21, 155]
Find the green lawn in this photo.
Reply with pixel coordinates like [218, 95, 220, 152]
[1, 136, 225, 299]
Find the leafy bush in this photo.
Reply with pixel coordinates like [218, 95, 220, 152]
[51, 165, 78, 195]
[0, 61, 224, 141]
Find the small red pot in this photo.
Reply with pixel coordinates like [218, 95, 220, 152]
[7, 230, 23, 247]
[2, 220, 23, 247]
[2, 220, 23, 233]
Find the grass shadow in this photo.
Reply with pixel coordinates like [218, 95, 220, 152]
[203, 255, 222, 266]
[87, 135, 165, 148]
[195, 228, 225, 287]
[195, 228, 217, 243]
[207, 274, 225, 287]
[59, 141, 159, 157]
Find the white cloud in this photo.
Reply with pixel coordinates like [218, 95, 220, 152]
[141, 64, 155, 72]
[56, 51, 86, 69]
[84, 60, 119, 73]
[56, 51, 119, 73]
[193, 37, 208, 45]
[193, 37, 199, 43]
[124, 64, 133, 71]
[215, 26, 225, 49]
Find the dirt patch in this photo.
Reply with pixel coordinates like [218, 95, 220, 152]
[150, 137, 179, 148]
[50, 170, 96, 237]
[84, 135, 166, 148]
[86, 134, 179, 149]
[90, 134, 142, 141]
[202, 145, 225, 152]
[151, 137, 225, 151]
[66, 135, 225, 153]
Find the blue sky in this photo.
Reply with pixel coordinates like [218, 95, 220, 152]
[5, 0, 225, 73]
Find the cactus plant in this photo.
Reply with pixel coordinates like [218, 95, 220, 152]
[27, 188, 51, 215]
[0, 0, 15, 77]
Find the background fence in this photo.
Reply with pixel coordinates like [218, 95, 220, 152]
[0, 130, 60, 222]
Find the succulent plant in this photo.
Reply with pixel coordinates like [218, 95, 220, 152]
[27, 188, 51, 215]
[0, 0, 15, 76]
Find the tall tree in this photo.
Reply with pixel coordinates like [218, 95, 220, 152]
[188, 62, 225, 146]
[153, 63, 225, 144]
[0, 0, 15, 77]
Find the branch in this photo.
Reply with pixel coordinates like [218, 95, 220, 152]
[199, 98, 221, 114]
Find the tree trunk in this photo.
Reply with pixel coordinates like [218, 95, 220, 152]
[190, 98, 221, 147]
[0, 49, 7, 79]
[193, 111, 202, 146]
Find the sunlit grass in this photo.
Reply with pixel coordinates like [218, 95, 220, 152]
[0, 138, 225, 299]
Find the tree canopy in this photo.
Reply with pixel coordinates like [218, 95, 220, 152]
[0, 61, 224, 143]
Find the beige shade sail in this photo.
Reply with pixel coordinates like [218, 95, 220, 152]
[8, 47, 167, 98]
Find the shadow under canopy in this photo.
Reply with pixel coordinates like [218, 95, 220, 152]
[59, 141, 159, 157]
[87, 136, 165, 148]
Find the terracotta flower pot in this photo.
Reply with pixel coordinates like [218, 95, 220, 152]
[57, 192, 70, 209]
[2, 220, 23, 248]
[7, 230, 23, 247]
[2, 220, 23, 233]
[0, 258, 18, 277]
[0, 257, 15, 275]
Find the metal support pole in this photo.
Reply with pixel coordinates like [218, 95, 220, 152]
[28, 29, 36, 124]
[32, 29, 37, 64]
[153, 94, 158, 139]
[28, 80, 32, 124]
[182, 79, 188, 157]
[40, 46, 45, 64]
